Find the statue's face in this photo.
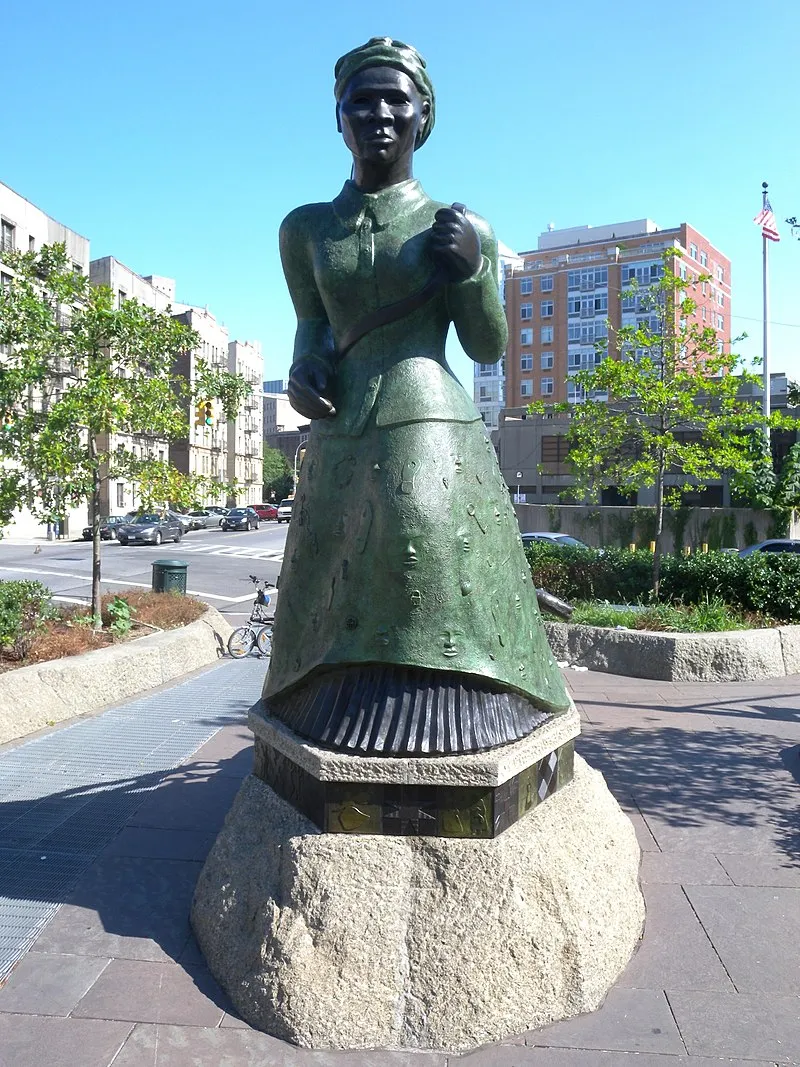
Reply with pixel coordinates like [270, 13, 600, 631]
[337, 66, 429, 165]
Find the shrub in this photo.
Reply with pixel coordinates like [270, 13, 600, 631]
[526, 543, 800, 623]
[0, 580, 54, 659]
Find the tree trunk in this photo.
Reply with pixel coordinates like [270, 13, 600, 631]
[89, 436, 102, 623]
[652, 452, 666, 599]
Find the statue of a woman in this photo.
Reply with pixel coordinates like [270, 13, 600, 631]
[263, 37, 570, 754]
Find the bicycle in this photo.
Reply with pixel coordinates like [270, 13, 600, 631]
[227, 575, 276, 658]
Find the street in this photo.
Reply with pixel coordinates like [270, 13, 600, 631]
[0, 523, 288, 622]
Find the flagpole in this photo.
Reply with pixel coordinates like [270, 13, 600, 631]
[761, 181, 771, 431]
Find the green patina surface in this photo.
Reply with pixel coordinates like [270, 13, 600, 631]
[265, 177, 570, 715]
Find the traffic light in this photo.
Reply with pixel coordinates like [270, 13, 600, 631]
[195, 400, 214, 428]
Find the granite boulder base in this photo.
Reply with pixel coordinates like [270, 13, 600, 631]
[191, 750, 644, 1052]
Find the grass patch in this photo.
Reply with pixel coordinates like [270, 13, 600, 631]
[554, 598, 776, 633]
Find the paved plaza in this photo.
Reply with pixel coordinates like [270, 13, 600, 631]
[0, 659, 797, 1066]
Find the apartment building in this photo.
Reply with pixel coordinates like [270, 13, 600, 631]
[473, 242, 523, 430]
[170, 305, 231, 506]
[89, 258, 175, 517]
[503, 219, 731, 409]
[0, 182, 91, 538]
[227, 340, 264, 505]
[263, 392, 306, 435]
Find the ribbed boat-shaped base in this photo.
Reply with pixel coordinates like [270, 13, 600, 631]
[264, 665, 553, 756]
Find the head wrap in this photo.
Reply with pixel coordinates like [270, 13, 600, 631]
[334, 37, 435, 149]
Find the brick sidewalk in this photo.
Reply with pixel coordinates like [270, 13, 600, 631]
[0, 666, 798, 1066]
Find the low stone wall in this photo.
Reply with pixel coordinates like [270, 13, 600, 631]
[544, 621, 800, 682]
[0, 606, 233, 746]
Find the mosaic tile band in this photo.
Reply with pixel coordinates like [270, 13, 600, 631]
[253, 737, 574, 838]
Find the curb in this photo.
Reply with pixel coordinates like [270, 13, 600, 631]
[0, 606, 234, 746]
[544, 620, 800, 682]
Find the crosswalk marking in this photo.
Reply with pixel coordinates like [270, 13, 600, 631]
[175, 544, 284, 562]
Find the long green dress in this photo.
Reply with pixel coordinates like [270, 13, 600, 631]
[263, 178, 570, 754]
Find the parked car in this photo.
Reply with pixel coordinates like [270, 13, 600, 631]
[186, 509, 221, 530]
[116, 512, 183, 546]
[739, 539, 800, 557]
[252, 503, 278, 521]
[204, 506, 229, 516]
[166, 510, 192, 534]
[221, 507, 260, 532]
[81, 516, 127, 541]
[521, 532, 592, 550]
[276, 498, 294, 523]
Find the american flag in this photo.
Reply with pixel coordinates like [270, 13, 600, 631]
[754, 196, 781, 242]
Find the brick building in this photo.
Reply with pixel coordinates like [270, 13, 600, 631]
[503, 219, 731, 409]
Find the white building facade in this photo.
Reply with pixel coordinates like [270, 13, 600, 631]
[0, 182, 91, 539]
[227, 340, 264, 505]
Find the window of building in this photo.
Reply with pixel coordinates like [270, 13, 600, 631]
[540, 352, 553, 370]
[679, 264, 687, 280]
[567, 295, 581, 316]
[717, 291, 724, 306]
[0, 272, 11, 291]
[520, 303, 533, 320]
[520, 328, 533, 345]
[540, 377, 554, 396]
[699, 250, 708, 267]
[716, 314, 724, 330]
[116, 482, 125, 508]
[520, 277, 533, 295]
[541, 434, 569, 467]
[541, 325, 554, 343]
[0, 220, 15, 253]
[478, 362, 495, 375]
[540, 274, 554, 292]
[701, 306, 707, 321]
[568, 351, 582, 369]
[567, 323, 581, 342]
[567, 270, 580, 290]
[594, 266, 608, 286]
[716, 265, 724, 283]
[118, 290, 127, 308]
[540, 300, 554, 317]
[689, 243, 698, 260]
[520, 380, 533, 397]
[28, 235, 35, 252]
[567, 383, 586, 404]
[521, 353, 533, 371]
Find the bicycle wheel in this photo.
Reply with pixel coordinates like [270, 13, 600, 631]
[228, 626, 256, 658]
[256, 625, 273, 656]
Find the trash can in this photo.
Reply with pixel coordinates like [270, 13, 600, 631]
[152, 559, 188, 594]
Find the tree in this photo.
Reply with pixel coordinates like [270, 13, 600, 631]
[776, 442, 800, 510]
[788, 380, 800, 407]
[262, 444, 293, 502]
[530, 249, 793, 594]
[0, 243, 252, 619]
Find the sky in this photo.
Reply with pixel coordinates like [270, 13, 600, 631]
[2, 0, 798, 393]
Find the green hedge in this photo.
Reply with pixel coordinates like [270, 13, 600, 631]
[0, 579, 53, 658]
[525, 544, 800, 622]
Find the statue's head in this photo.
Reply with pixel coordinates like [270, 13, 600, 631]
[334, 37, 435, 165]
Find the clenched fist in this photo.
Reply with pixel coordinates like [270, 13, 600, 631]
[430, 206, 482, 283]
[288, 360, 336, 421]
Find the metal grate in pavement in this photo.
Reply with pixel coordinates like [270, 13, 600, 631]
[0, 656, 264, 979]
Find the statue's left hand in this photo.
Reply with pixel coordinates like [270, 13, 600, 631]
[430, 207, 482, 282]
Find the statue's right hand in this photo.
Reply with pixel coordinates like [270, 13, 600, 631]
[287, 361, 336, 420]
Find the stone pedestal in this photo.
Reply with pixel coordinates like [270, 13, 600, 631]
[191, 704, 644, 1052]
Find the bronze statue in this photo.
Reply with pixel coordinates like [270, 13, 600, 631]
[263, 38, 570, 754]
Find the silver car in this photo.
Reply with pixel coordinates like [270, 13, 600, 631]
[116, 512, 183, 546]
[187, 509, 223, 529]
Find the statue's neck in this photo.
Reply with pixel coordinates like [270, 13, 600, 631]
[351, 158, 414, 194]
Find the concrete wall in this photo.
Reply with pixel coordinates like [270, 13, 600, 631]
[514, 503, 799, 552]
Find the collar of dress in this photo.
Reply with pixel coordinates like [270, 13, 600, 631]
[332, 178, 428, 232]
